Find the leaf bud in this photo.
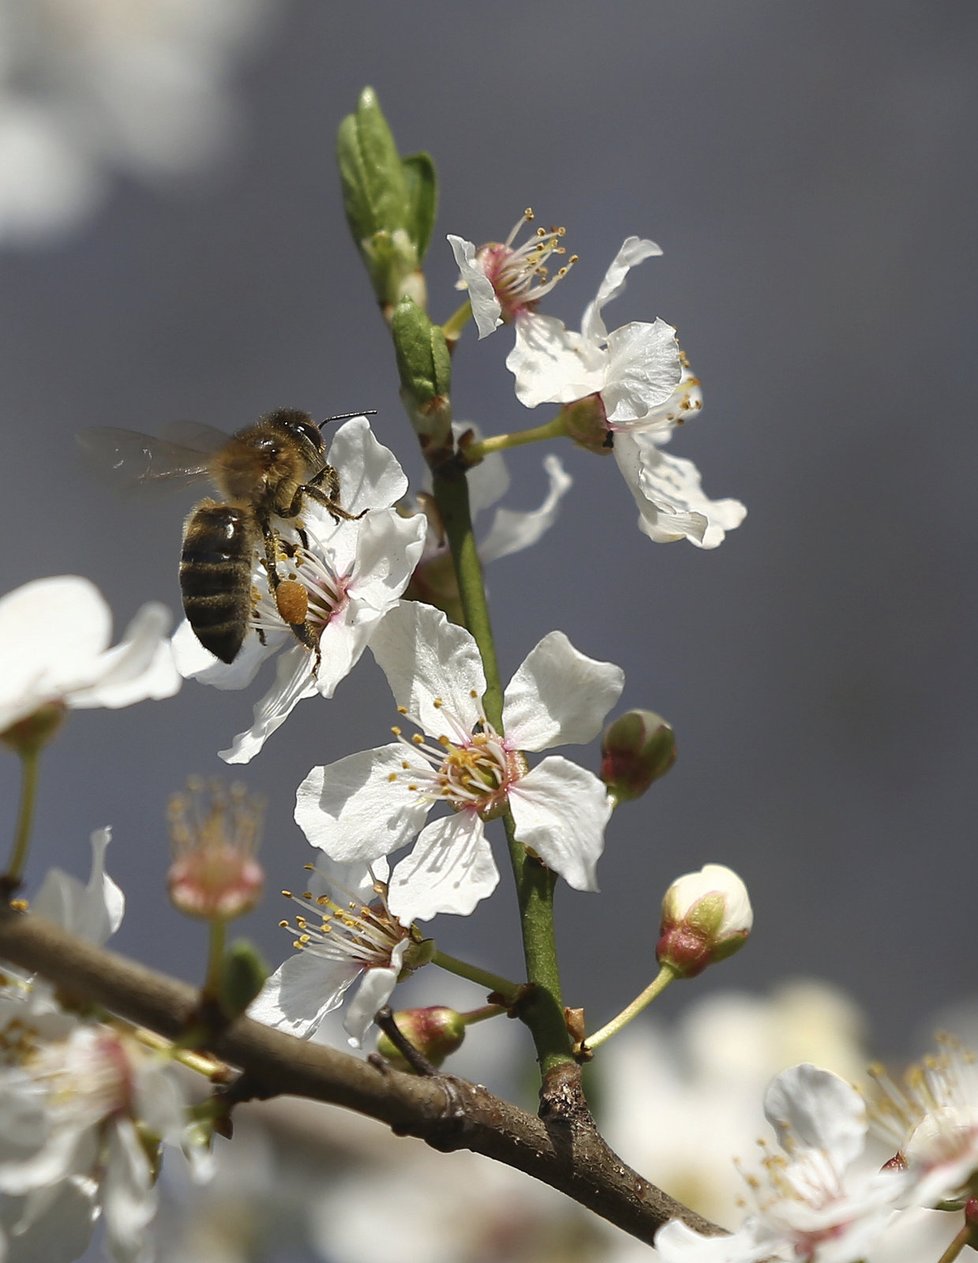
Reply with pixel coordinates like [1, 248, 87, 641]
[337, 87, 436, 312]
[656, 863, 752, 979]
[376, 1005, 466, 1071]
[601, 709, 676, 802]
[391, 297, 453, 449]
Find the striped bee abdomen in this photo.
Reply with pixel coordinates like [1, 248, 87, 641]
[179, 504, 256, 664]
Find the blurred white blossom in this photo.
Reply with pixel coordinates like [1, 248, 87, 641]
[0, 575, 179, 737]
[0, 0, 275, 245]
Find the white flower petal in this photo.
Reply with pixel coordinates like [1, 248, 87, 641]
[509, 757, 611, 892]
[480, 455, 573, 564]
[507, 313, 604, 409]
[765, 1065, 867, 1169]
[69, 602, 180, 709]
[102, 1119, 156, 1263]
[387, 813, 499, 922]
[249, 951, 359, 1040]
[600, 318, 682, 423]
[171, 617, 273, 689]
[295, 746, 430, 863]
[581, 236, 664, 345]
[369, 602, 485, 737]
[448, 234, 502, 338]
[615, 433, 747, 548]
[656, 1219, 769, 1263]
[344, 965, 399, 1048]
[220, 647, 317, 764]
[503, 631, 624, 751]
[0, 577, 109, 706]
[32, 827, 124, 947]
[326, 415, 409, 514]
[348, 509, 428, 616]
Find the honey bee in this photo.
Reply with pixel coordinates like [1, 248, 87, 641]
[79, 408, 368, 664]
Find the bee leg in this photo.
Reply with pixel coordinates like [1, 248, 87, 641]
[301, 482, 368, 524]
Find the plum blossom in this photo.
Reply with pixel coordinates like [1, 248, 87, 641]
[0, 830, 194, 1262]
[250, 854, 427, 1048]
[448, 209, 578, 338]
[505, 236, 682, 423]
[655, 1064, 909, 1263]
[0, 0, 276, 246]
[0, 1012, 192, 1263]
[0, 575, 179, 738]
[295, 600, 623, 923]
[868, 1034, 978, 1208]
[172, 416, 427, 764]
[493, 232, 746, 549]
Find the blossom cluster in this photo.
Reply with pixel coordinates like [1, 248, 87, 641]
[0, 833, 199, 1262]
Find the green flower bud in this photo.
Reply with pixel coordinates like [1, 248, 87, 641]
[217, 940, 268, 1019]
[601, 710, 676, 802]
[376, 1005, 466, 1071]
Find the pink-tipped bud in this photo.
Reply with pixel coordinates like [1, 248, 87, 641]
[656, 863, 752, 979]
[601, 709, 676, 802]
[376, 1006, 466, 1071]
[167, 778, 265, 921]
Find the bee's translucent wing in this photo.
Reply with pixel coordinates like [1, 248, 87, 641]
[77, 424, 227, 491]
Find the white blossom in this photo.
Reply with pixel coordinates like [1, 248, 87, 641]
[656, 1064, 908, 1263]
[868, 1034, 978, 1208]
[172, 416, 427, 764]
[0, 576, 179, 737]
[250, 855, 421, 1048]
[295, 601, 623, 923]
[448, 209, 577, 339]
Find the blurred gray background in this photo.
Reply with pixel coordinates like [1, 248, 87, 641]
[2, 0, 977, 1067]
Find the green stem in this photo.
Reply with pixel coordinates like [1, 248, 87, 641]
[467, 414, 568, 461]
[583, 965, 678, 1052]
[441, 299, 473, 343]
[6, 748, 41, 887]
[204, 920, 227, 998]
[432, 948, 521, 1004]
[431, 465, 573, 1079]
[936, 1221, 972, 1263]
[460, 1003, 507, 1025]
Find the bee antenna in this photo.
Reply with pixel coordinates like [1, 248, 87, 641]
[318, 410, 378, 429]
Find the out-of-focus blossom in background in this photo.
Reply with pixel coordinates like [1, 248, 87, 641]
[147, 979, 970, 1263]
[0, 0, 276, 246]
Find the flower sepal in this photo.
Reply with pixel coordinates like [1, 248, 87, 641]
[558, 394, 611, 454]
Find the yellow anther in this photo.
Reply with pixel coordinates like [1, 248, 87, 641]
[278, 919, 289, 928]
[433, 697, 443, 708]
[387, 773, 398, 782]
[524, 207, 534, 219]
[281, 889, 292, 898]
[391, 725, 402, 736]
[397, 706, 408, 715]
[412, 733, 425, 745]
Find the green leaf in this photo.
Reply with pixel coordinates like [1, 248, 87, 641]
[336, 87, 409, 243]
[402, 151, 438, 260]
